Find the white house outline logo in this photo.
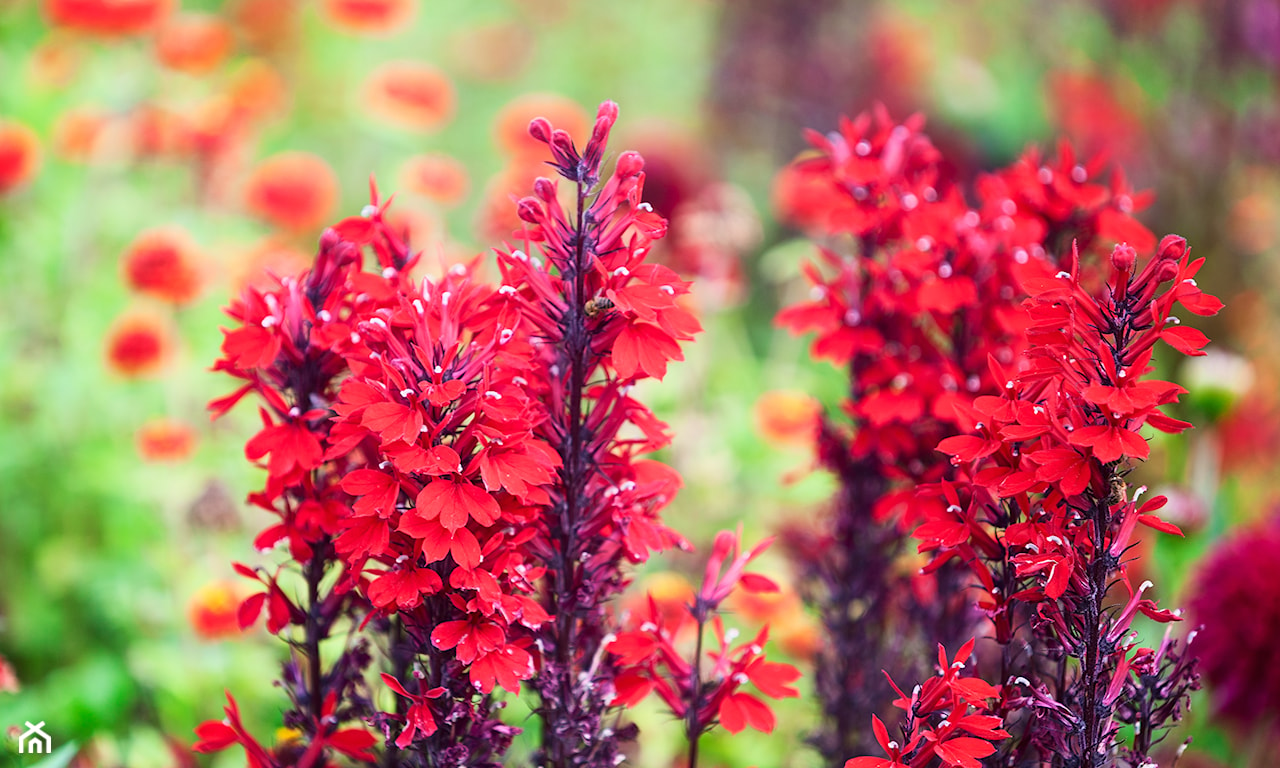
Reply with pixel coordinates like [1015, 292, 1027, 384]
[18, 721, 51, 754]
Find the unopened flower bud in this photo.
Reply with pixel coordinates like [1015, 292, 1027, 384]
[534, 177, 557, 202]
[319, 227, 341, 251]
[615, 150, 645, 178]
[1110, 243, 1137, 273]
[1156, 234, 1187, 263]
[517, 197, 543, 224]
[528, 117, 553, 144]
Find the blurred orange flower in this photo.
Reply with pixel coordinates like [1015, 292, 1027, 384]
[225, 59, 289, 123]
[129, 103, 193, 158]
[227, 0, 298, 53]
[362, 61, 455, 132]
[400, 153, 469, 206]
[753, 390, 821, 446]
[623, 571, 696, 633]
[243, 151, 339, 231]
[28, 33, 83, 88]
[0, 120, 41, 194]
[52, 107, 107, 162]
[494, 93, 588, 159]
[188, 581, 246, 639]
[154, 13, 234, 75]
[475, 160, 547, 241]
[136, 418, 197, 462]
[231, 238, 312, 293]
[104, 309, 174, 378]
[120, 226, 203, 304]
[42, 0, 173, 36]
[446, 22, 534, 83]
[321, 0, 414, 35]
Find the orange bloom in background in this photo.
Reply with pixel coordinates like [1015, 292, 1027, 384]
[28, 33, 83, 88]
[623, 572, 696, 632]
[243, 151, 339, 231]
[446, 21, 534, 83]
[362, 61, 455, 132]
[228, 0, 298, 53]
[321, 0, 414, 35]
[120, 227, 203, 304]
[754, 390, 821, 446]
[42, 0, 172, 36]
[104, 310, 173, 377]
[52, 107, 107, 162]
[0, 121, 40, 194]
[225, 59, 289, 123]
[188, 581, 245, 639]
[0, 654, 18, 694]
[400, 153, 469, 206]
[154, 13, 234, 75]
[230, 238, 311, 293]
[129, 103, 193, 158]
[136, 418, 197, 461]
[475, 160, 547, 241]
[493, 93, 589, 159]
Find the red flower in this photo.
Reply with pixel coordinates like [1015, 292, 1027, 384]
[43, 0, 172, 36]
[322, 0, 414, 34]
[105, 309, 173, 377]
[400, 153, 469, 206]
[154, 13, 233, 74]
[381, 673, 446, 747]
[0, 120, 40, 194]
[362, 61, 455, 132]
[119, 226, 203, 304]
[243, 152, 339, 231]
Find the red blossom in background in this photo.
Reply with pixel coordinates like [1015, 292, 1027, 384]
[775, 104, 1171, 765]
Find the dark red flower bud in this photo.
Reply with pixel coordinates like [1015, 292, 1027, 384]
[533, 177, 557, 202]
[517, 197, 544, 224]
[551, 129, 576, 157]
[1110, 243, 1137, 273]
[615, 151, 645, 178]
[1156, 234, 1187, 263]
[528, 117, 552, 144]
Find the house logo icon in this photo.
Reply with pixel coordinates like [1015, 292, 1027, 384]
[18, 721, 51, 754]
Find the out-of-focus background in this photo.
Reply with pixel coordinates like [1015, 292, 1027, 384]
[2, 0, 1279, 766]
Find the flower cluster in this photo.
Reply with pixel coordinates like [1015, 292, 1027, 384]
[910, 236, 1218, 765]
[845, 640, 1008, 768]
[196, 101, 708, 768]
[774, 105, 1157, 762]
[494, 100, 701, 768]
[197, 226, 381, 765]
[609, 530, 801, 765]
